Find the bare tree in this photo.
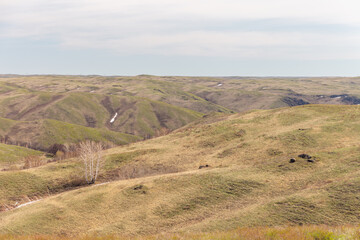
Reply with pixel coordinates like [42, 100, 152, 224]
[78, 141, 103, 184]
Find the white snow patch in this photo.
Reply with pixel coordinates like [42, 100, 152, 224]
[216, 83, 223, 87]
[110, 112, 118, 123]
[90, 90, 95, 93]
[93, 182, 110, 187]
[335, 96, 342, 99]
[15, 199, 41, 209]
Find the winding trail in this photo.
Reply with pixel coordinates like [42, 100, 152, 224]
[9, 181, 112, 211]
[6, 169, 204, 212]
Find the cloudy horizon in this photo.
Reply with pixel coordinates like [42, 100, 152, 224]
[1, 0, 360, 76]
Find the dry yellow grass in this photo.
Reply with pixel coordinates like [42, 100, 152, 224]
[1, 225, 360, 239]
[2, 75, 360, 113]
[2, 105, 360, 236]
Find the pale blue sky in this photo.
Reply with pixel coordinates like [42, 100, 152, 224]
[1, 0, 360, 76]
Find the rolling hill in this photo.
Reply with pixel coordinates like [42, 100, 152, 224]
[2, 75, 360, 113]
[2, 75, 360, 153]
[0, 92, 204, 138]
[2, 105, 360, 235]
[0, 143, 43, 169]
[0, 117, 141, 151]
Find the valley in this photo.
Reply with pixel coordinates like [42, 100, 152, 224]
[1, 75, 360, 238]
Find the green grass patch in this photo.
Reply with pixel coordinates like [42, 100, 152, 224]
[39, 119, 140, 149]
[0, 117, 16, 133]
[0, 143, 43, 165]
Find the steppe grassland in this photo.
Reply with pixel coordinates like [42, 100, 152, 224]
[2, 105, 360, 235]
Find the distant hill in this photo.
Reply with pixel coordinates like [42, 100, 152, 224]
[2, 75, 360, 148]
[0, 91, 204, 138]
[2, 75, 360, 113]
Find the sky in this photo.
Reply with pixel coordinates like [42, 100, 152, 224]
[1, 0, 360, 76]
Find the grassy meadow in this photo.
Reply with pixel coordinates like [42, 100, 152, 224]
[2, 75, 360, 112]
[1, 105, 360, 236]
[0, 143, 43, 169]
[2, 75, 360, 238]
[1, 75, 360, 150]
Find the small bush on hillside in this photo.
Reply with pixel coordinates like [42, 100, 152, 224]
[267, 148, 283, 156]
[23, 156, 45, 169]
[154, 127, 171, 137]
[55, 150, 65, 159]
[310, 230, 337, 240]
[49, 143, 79, 161]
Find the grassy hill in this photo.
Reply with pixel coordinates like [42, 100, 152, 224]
[0, 75, 231, 114]
[2, 105, 360, 235]
[2, 75, 360, 113]
[0, 117, 141, 151]
[0, 143, 43, 169]
[0, 92, 204, 138]
[2, 75, 360, 151]
[0, 88, 205, 151]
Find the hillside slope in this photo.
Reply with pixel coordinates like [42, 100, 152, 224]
[1, 105, 360, 235]
[0, 75, 233, 114]
[2, 75, 360, 113]
[0, 143, 43, 169]
[0, 117, 141, 151]
[0, 92, 204, 138]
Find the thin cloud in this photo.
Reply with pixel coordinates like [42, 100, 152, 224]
[1, 0, 360, 60]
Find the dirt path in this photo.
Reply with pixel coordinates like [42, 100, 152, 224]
[6, 169, 205, 212]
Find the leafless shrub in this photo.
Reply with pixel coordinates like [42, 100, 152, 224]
[50, 142, 116, 162]
[78, 141, 104, 184]
[154, 127, 171, 137]
[48, 143, 80, 161]
[23, 156, 45, 169]
[55, 173, 87, 190]
[0, 135, 11, 144]
[102, 141, 116, 149]
[55, 150, 65, 160]
[48, 144, 66, 155]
